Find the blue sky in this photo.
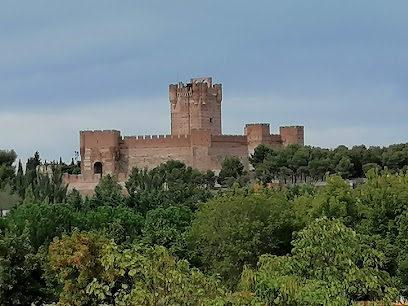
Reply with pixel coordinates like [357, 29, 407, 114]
[1, 0, 407, 164]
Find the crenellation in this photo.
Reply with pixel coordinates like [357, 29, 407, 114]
[212, 135, 247, 143]
[80, 129, 121, 134]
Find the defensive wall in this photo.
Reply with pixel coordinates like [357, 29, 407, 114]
[65, 124, 304, 193]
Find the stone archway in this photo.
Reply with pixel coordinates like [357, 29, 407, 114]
[94, 162, 103, 175]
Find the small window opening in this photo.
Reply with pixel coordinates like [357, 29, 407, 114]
[94, 162, 103, 175]
[209, 118, 213, 123]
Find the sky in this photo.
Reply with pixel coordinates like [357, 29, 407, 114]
[1, 0, 407, 164]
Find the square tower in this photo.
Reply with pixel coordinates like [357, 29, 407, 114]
[169, 77, 222, 135]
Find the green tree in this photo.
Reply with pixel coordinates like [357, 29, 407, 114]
[126, 162, 213, 214]
[249, 144, 274, 167]
[6, 203, 83, 252]
[66, 188, 83, 210]
[0, 149, 17, 188]
[217, 156, 249, 188]
[14, 160, 25, 198]
[250, 218, 398, 305]
[335, 156, 354, 179]
[188, 189, 294, 287]
[356, 169, 408, 283]
[90, 174, 125, 208]
[0, 185, 20, 215]
[0, 230, 54, 306]
[31, 165, 68, 204]
[83, 205, 144, 244]
[49, 231, 223, 306]
[142, 206, 193, 257]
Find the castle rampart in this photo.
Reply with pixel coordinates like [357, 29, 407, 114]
[65, 77, 305, 194]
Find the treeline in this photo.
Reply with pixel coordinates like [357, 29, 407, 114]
[2, 148, 408, 304]
[250, 142, 408, 183]
[0, 150, 248, 215]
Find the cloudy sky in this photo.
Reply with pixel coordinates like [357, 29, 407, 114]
[1, 0, 407, 163]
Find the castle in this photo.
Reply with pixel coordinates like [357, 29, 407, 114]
[64, 77, 304, 193]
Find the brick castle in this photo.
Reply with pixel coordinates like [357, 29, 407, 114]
[64, 77, 304, 193]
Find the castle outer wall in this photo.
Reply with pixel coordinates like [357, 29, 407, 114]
[65, 124, 303, 194]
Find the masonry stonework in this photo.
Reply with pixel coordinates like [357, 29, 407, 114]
[65, 78, 305, 193]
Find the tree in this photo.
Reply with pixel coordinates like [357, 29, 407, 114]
[142, 206, 193, 257]
[188, 188, 294, 287]
[83, 206, 144, 244]
[0, 185, 20, 215]
[125, 162, 214, 214]
[356, 169, 408, 282]
[14, 160, 25, 198]
[125, 167, 164, 194]
[335, 156, 354, 179]
[49, 231, 223, 306]
[310, 175, 357, 226]
[31, 165, 68, 204]
[6, 203, 83, 252]
[250, 218, 398, 305]
[66, 188, 83, 210]
[0, 149, 17, 189]
[217, 156, 249, 188]
[90, 175, 125, 208]
[249, 144, 274, 167]
[0, 230, 54, 306]
[203, 169, 216, 189]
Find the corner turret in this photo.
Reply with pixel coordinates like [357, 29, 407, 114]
[80, 130, 121, 177]
[279, 126, 304, 146]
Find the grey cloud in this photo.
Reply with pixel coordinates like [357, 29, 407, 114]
[0, 0, 408, 159]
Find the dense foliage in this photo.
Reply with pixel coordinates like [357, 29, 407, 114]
[2, 146, 408, 304]
[250, 143, 408, 184]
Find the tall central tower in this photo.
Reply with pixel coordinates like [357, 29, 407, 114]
[169, 77, 222, 135]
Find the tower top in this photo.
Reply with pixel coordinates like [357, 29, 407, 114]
[169, 77, 222, 136]
[190, 77, 212, 87]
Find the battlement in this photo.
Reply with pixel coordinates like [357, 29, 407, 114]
[190, 77, 212, 87]
[120, 134, 191, 148]
[122, 134, 189, 140]
[212, 135, 247, 143]
[64, 173, 129, 183]
[245, 123, 271, 137]
[80, 129, 120, 133]
[245, 123, 270, 127]
[280, 126, 304, 129]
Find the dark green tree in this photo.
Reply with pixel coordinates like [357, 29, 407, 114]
[0, 230, 55, 305]
[90, 175, 125, 208]
[217, 156, 249, 188]
[142, 206, 193, 257]
[188, 188, 294, 287]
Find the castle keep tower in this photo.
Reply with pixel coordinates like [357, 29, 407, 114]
[169, 77, 222, 135]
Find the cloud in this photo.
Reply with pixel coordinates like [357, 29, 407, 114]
[0, 97, 169, 164]
[1, 0, 408, 165]
[1, 92, 407, 166]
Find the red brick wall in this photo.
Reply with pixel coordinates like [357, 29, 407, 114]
[169, 78, 222, 136]
[280, 126, 304, 146]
